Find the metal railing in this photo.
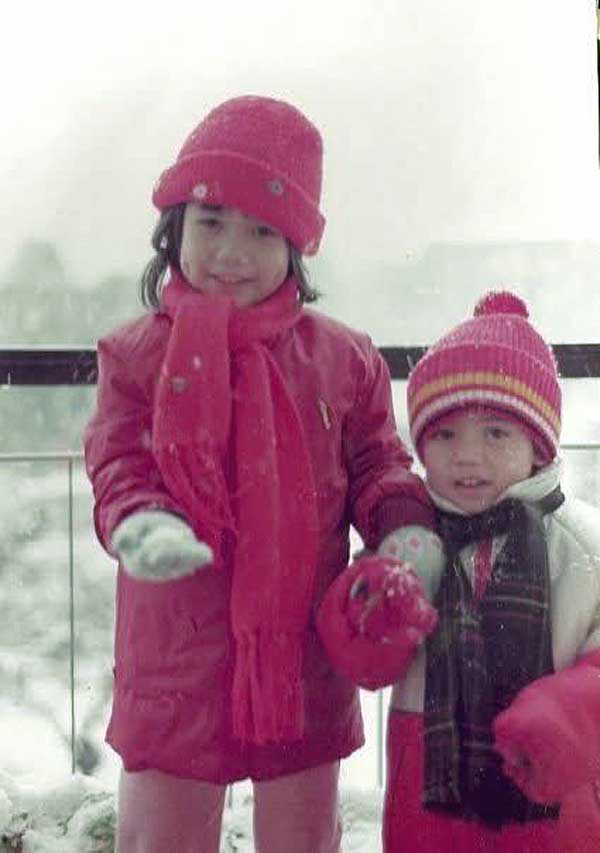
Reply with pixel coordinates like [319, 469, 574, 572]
[2, 346, 600, 789]
[1, 450, 81, 773]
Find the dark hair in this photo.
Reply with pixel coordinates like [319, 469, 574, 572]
[140, 204, 319, 309]
[140, 205, 185, 309]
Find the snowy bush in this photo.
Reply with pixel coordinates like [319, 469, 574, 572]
[0, 773, 114, 853]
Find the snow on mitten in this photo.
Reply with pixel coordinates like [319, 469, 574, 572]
[378, 525, 445, 601]
[112, 510, 213, 582]
[317, 556, 438, 691]
[493, 651, 600, 804]
[346, 556, 438, 642]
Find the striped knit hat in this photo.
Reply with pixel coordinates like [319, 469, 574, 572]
[407, 291, 561, 463]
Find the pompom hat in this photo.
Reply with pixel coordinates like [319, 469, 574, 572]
[152, 95, 325, 255]
[407, 291, 562, 463]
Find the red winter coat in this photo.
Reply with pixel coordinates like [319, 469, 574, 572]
[84, 303, 433, 783]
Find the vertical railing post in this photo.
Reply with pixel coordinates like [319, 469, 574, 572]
[68, 455, 76, 773]
[376, 689, 384, 788]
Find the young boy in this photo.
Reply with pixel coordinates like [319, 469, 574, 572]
[318, 291, 600, 852]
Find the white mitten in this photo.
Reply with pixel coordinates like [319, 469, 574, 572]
[112, 510, 213, 582]
[377, 525, 445, 601]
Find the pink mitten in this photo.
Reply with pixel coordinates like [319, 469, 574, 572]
[346, 556, 438, 642]
[493, 650, 600, 804]
[317, 556, 438, 691]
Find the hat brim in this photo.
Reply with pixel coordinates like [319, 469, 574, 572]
[152, 151, 325, 256]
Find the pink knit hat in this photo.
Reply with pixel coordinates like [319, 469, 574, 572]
[407, 291, 562, 463]
[152, 95, 325, 255]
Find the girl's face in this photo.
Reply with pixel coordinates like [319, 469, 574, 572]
[422, 408, 542, 514]
[179, 203, 290, 308]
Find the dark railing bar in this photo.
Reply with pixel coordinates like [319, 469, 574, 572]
[2, 344, 600, 384]
[0, 349, 97, 386]
[378, 344, 600, 381]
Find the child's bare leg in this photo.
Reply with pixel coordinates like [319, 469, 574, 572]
[116, 767, 226, 853]
[253, 761, 342, 853]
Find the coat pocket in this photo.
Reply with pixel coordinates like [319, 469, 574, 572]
[114, 566, 231, 688]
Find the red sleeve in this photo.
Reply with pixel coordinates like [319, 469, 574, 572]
[493, 648, 600, 803]
[84, 337, 185, 554]
[343, 341, 434, 549]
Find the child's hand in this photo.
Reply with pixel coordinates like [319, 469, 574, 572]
[112, 510, 213, 582]
[377, 525, 445, 601]
[316, 556, 438, 691]
[346, 556, 438, 644]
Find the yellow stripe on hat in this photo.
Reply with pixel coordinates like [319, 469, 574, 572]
[409, 371, 561, 434]
[410, 390, 559, 454]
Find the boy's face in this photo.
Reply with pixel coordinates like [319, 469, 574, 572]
[179, 203, 290, 308]
[422, 408, 543, 514]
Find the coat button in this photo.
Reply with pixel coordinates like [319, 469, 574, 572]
[170, 376, 188, 393]
[267, 179, 284, 196]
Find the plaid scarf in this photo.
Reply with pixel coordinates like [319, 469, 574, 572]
[423, 487, 564, 828]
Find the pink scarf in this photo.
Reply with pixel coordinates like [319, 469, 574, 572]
[153, 271, 319, 744]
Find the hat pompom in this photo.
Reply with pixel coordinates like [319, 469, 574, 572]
[474, 290, 528, 319]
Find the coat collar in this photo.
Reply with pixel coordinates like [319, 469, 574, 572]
[426, 459, 563, 516]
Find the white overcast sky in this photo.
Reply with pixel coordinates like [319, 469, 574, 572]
[1, 1, 598, 302]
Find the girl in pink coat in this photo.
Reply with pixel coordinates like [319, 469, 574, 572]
[319, 291, 600, 852]
[84, 95, 436, 852]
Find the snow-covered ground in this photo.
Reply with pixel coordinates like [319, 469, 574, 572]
[0, 689, 388, 850]
[0, 772, 383, 852]
[0, 666, 387, 850]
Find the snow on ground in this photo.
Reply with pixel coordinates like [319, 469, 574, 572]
[0, 689, 387, 851]
[0, 772, 383, 852]
[0, 678, 387, 851]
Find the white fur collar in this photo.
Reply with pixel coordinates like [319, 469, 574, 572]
[426, 459, 563, 516]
